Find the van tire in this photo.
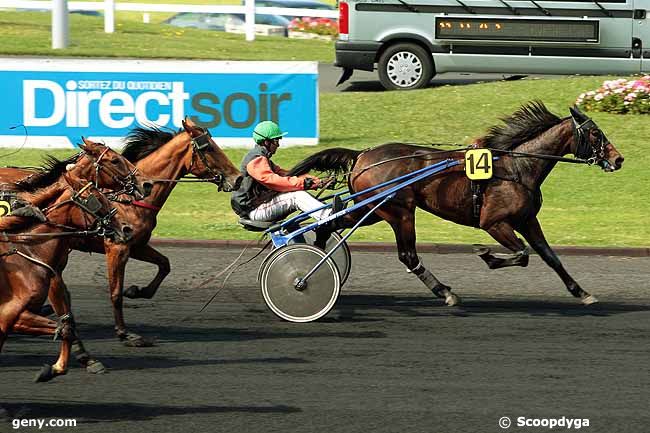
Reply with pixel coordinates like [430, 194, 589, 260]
[378, 43, 434, 90]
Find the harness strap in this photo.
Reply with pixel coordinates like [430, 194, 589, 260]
[471, 181, 483, 228]
[0, 248, 57, 276]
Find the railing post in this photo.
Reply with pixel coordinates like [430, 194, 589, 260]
[105, 0, 115, 33]
[52, 0, 69, 49]
[244, 0, 255, 41]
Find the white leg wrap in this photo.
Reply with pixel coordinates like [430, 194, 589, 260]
[415, 269, 442, 291]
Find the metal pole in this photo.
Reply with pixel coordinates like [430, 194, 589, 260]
[105, 0, 115, 33]
[244, 0, 255, 41]
[52, 0, 68, 49]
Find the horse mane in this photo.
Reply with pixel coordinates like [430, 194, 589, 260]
[481, 101, 563, 150]
[14, 153, 81, 192]
[122, 125, 177, 162]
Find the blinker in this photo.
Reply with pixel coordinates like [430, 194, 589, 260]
[82, 194, 103, 214]
[192, 130, 212, 151]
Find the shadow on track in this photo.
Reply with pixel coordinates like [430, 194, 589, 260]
[0, 401, 301, 423]
[0, 355, 312, 371]
[330, 294, 650, 319]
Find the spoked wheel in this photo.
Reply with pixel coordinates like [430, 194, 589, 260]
[260, 244, 341, 323]
[302, 231, 352, 286]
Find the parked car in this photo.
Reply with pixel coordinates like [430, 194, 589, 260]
[250, 0, 338, 37]
[251, 0, 336, 21]
[164, 12, 290, 36]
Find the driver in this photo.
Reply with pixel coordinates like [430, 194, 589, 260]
[231, 121, 331, 223]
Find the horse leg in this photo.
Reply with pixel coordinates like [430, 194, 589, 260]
[12, 310, 57, 334]
[477, 222, 530, 269]
[388, 212, 459, 306]
[313, 206, 383, 249]
[47, 276, 107, 374]
[34, 313, 75, 383]
[519, 217, 597, 304]
[123, 244, 170, 299]
[106, 244, 154, 347]
[10, 308, 73, 382]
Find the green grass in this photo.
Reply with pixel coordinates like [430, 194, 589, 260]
[2, 76, 648, 246]
[0, 11, 334, 61]
[0, 10, 647, 246]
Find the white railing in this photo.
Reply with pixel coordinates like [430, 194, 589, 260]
[0, 0, 338, 46]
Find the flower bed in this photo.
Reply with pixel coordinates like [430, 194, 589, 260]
[576, 76, 650, 114]
[288, 17, 338, 40]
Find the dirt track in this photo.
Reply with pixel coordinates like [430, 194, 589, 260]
[1, 246, 649, 433]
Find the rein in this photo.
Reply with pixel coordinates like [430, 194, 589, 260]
[1, 180, 118, 241]
[336, 145, 589, 184]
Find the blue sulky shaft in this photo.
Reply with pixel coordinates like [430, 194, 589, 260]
[277, 157, 463, 231]
[270, 157, 462, 249]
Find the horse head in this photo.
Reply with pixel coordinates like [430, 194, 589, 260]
[77, 137, 153, 198]
[181, 117, 242, 192]
[569, 106, 624, 172]
[63, 171, 134, 243]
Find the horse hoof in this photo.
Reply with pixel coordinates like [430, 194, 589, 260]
[473, 245, 490, 255]
[445, 293, 461, 307]
[123, 285, 141, 299]
[86, 360, 107, 374]
[34, 364, 65, 382]
[582, 295, 599, 305]
[121, 334, 156, 348]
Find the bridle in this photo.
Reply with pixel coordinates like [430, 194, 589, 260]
[0, 181, 125, 275]
[572, 116, 608, 166]
[189, 128, 229, 191]
[85, 147, 142, 198]
[33, 178, 128, 242]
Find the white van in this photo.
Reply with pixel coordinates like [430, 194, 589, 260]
[335, 0, 650, 90]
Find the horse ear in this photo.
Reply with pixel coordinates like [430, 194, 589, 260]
[80, 136, 96, 151]
[184, 116, 196, 128]
[78, 137, 88, 151]
[569, 105, 588, 123]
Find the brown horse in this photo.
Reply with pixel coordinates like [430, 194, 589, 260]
[0, 148, 142, 381]
[68, 118, 240, 346]
[3, 120, 240, 346]
[289, 103, 624, 305]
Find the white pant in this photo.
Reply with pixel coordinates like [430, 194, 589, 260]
[248, 191, 331, 222]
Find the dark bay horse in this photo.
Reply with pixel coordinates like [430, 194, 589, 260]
[289, 103, 624, 305]
[0, 149, 141, 381]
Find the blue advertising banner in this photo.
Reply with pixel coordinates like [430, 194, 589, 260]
[0, 58, 319, 148]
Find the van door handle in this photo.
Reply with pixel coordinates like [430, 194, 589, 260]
[634, 9, 646, 19]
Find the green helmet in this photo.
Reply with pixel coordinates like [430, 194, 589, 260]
[253, 120, 287, 144]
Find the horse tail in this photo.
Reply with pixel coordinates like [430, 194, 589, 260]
[287, 148, 361, 176]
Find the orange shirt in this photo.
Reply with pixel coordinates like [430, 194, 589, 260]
[246, 156, 312, 192]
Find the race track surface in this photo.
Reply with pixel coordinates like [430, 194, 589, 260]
[1, 246, 649, 433]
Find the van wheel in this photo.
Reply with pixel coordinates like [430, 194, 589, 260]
[378, 43, 434, 90]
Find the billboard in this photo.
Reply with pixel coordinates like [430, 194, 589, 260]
[0, 58, 319, 148]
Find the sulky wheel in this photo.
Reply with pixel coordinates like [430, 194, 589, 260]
[301, 231, 351, 286]
[260, 244, 341, 323]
